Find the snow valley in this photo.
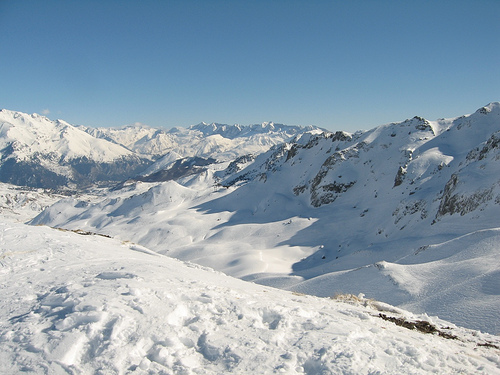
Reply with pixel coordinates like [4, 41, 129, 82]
[1, 104, 500, 373]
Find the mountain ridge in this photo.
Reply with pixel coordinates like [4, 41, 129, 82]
[0, 109, 152, 189]
[0, 109, 320, 188]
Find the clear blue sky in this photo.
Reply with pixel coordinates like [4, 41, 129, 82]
[1, 0, 498, 132]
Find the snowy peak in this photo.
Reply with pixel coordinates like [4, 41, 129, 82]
[79, 122, 163, 152]
[0, 110, 151, 188]
[85, 121, 323, 175]
[475, 101, 500, 115]
[0, 109, 134, 162]
[189, 121, 322, 139]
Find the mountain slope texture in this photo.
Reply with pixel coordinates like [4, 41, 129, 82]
[29, 102, 500, 335]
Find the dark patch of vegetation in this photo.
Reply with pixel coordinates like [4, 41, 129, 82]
[378, 313, 458, 340]
[477, 342, 500, 350]
[55, 227, 111, 238]
[0, 159, 69, 188]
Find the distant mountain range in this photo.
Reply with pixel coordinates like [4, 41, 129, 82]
[0, 110, 320, 189]
[28, 102, 500, 334]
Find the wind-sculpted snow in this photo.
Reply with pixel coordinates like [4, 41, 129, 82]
[30, 103, 500, 334]
[1, 219, 499, 374]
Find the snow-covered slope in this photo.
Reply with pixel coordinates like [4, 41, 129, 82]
[79, 123, 177, 157]
[1, 218, 499, 374]
[0, 110, 151, 188]
[32, 103, 500, 334]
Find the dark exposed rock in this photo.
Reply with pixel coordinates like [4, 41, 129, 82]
[378, 314, 458, 340]
[477, 106, 492, 115]
[293, 185, 307, 196]
[466, 132, 500, 162]
[393, 166, 407, 187]
[437, 173, 495, 218]
[392, 200, 427, 224]
[437, 174, 459, 217]
[223, 154, 255, 175]
[286, 145, 299, 161]
[310, 180, 356, 207]
[437, 188, 494, 218]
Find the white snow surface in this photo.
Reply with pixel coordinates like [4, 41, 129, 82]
[1, 218, 499, 374]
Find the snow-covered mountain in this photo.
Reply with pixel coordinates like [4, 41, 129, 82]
[0, 110, 151, 189]
[31, 102, 500, 334]
[81, 121, 323, 161]
[1, 218, 499, 374]
[0, 109, 321, 189]
[189, 121, 320, 139]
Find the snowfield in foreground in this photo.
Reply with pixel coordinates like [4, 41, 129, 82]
[1, 219, 499, 374]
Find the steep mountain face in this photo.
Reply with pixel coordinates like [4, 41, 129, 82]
[31, 102, 500, 333]
[221, 103, 500, 226]
[0, 110, 151, 189]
